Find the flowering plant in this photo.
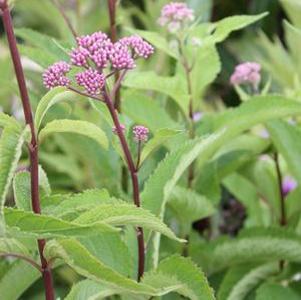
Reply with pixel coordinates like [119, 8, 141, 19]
[0, 1, 301, 299]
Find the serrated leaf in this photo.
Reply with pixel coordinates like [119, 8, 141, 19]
[35, 88, 85, 129]
[0, 125, 28, 236]
[218, 263, 279, 300]
[75, 203, 185, 243]
[198, 227, 301, 274]
[65, 279, 116, 300]
[4, 208, 118, 238]
[143, 255, 215, 300]
[207, 13, 268, 44]
[140, 129, 183, 165]
[168, 186, 215, 226]
[39, 119, 108, 150]
[0, 112, 19, 128]
[13, 166, 51, 211]
[44, 239, 178, 296]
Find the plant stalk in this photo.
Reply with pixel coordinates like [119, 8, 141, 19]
[103, 89, 145, 281]
[0, 2, 55, 299]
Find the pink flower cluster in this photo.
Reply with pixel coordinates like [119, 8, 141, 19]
[43, 31, 154, 95]
[112, 124, 126, 135]
[133, 125, 149, 142]
[282, 176, 297, 196]
[42, 61, 70, 89]
[158, 2, 195, 33]
[230, 62, 261, 88]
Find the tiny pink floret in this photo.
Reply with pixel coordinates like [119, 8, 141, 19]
[230, 62, 261, 87]
[133, 125, 149, 142]
[43, 61, 71, 89]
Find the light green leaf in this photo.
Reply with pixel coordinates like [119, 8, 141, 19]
[218, 263, 279, 300]
[65, 279, 116, 300]
[267, 120, 301, 182]
[0, 125, 28, 235]
[4, 208, 118, 238]
[141, 129, 184, 165]
[123, 71, 190, 115]
[207, 13, 268, 44]
[0, 238, 29, 256]
[75, 203, 185, 243]
[256, 282, 300, 300]
[198, 228, 301, 274]
[168, 186, 215, 225]
[35, 88, 85, 129]
[143, 255, 215, 300]
[44, 239, 178, 296]
[39, 119, 108, 150]
[0, 113, 19, 129]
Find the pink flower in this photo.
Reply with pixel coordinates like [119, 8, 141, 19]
[112, 124, 126, 135]
[76, 68, 105, 95]
[43, 61, 71, 89]
[282, 176, 297, 196]
[158, 2, 195, 33]
[230, 62, 261, 88]
[119, 36, 154, 58]
[109, 43, 136, 70]
[133, 125, 149, 142]
[70, 47, 90, 67]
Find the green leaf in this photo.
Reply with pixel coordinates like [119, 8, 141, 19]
[207, 13, 268, 44]
[45, 189, 116, 219]
[280, 0, 301, 28]
[125, 28, 178, 59]
[39, 119, 108, 150]
[0, 238, 29, 256]
[74, 203, 185, 243]
[198, 227, 301, 274]
[0, 125, 28, 235]
[168, 186, 215, 225]
[267, 120, 301, 182]
[4, 208, 118, 238]
[44, 239, 178, 296]
[143, 255, 215, 300]
[123, 71, 190, 115]
[256, 282, 300, 300]
[122, 91, 181, 132]
[13, 166, 51, 211]
[218, 263, 279, 300]
[0, 113, 19, 128]
[141, 129, 184, 165]
[15, 28, 70, 61]
[0, 260, 40, 300]
[35, 88, 85, 129]
[65, 279, 116, 300]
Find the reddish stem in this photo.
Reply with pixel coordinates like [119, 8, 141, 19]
[103, 89, 145, 281]
[0, 2, 55, 299]
[0, 253, 42, 272]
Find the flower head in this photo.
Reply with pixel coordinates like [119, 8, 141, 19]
[230, 62, 261, 88]
[76, 68, 105, 95]
[109, 43, 136, 70]
[158, 2, 195, 33]
[112, 124, 126, 135]
[282, 176, 297, 196]
[119, 36, 154, 58]
[133, 125, 149, 142]
[43, 61, 71, 89]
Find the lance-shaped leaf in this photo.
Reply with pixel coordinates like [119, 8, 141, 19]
[4, 208, 118, 238]
[74, 203, 185, 243]
[35, 87, 85, 129]
[44, 239, 179, 296]
[143, 255, 215, 300]
[39, 119, 108, 150]
[0, 238, 29, 256]
[0, 125, 28, 235]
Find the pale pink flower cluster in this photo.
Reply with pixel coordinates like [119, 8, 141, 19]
[282, 176, 297, 196]
[230, 62, 261, 88]
[133, 125, 149, 142]
[43, 31, 154, 95]
[42, 61, 70, 89]
[112, 124, 126, 135]
[158, 2, 195, 33]
[76, 68, 105, 95]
